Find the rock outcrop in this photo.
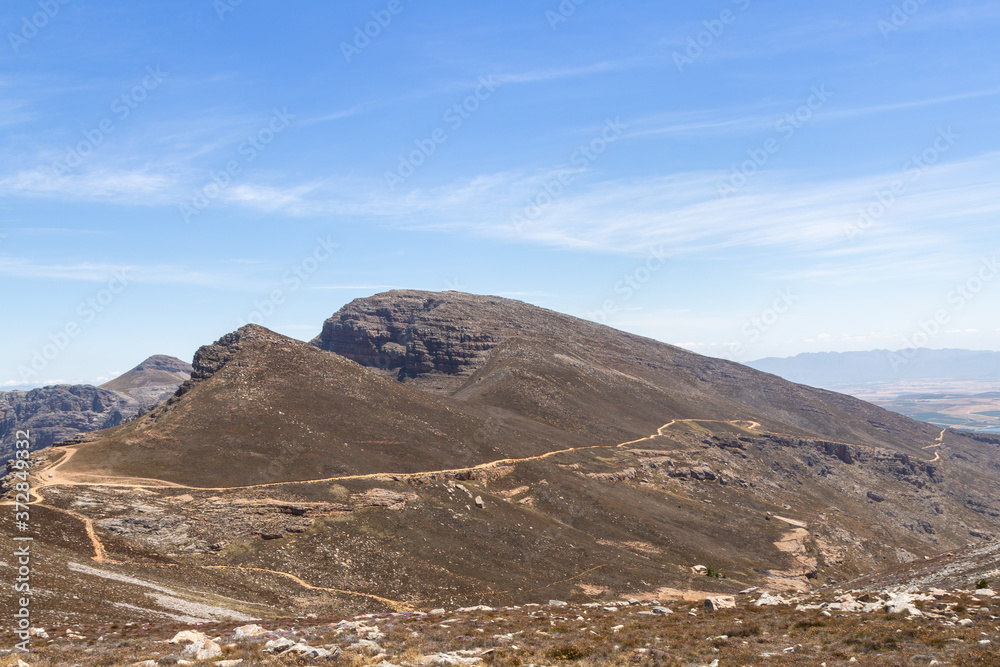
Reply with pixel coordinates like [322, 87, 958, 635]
[0, 354, 191, 460]
[0, 385, 140, 458]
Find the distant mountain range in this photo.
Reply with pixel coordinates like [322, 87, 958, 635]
[0, 355, 192, 458]
[747, 349, 1000, 389]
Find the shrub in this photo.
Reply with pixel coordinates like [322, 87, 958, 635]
[547, 644, 590, 660]
[975, 578, 990, 589]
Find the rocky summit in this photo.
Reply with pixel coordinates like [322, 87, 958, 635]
[2, 291, 999, 665]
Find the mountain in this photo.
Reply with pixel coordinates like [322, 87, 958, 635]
[0, 354, 191, 460]
[5, 291, 1000, 629]
[100, 354, 193, 404]
[313, 291, 939, 456]
[747, 349, 1000, 389]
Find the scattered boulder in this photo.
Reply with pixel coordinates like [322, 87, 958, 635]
[416, 650, 487, 665]
[885, 593, 923, 617]
[754, 593, 788, 607]
[232, 623, 266, 639]
[180, 638, 222, 660]
[264, 637, 296, 653]
[704, 596, 737, 612]
[692, 565, 708, 575]
[167, 630, 207, 644]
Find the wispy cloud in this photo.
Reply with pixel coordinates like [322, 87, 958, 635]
[495, 60, 633, 84]
[200, 151, 1000, 285]
[312, 284, 399, 291]
[0, 257, 235, 288]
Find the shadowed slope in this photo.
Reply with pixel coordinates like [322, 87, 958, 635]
[62, 326, 585, 487]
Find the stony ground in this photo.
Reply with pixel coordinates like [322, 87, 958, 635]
[2, 586, 997, 666]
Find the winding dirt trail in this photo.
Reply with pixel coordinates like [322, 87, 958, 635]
[3, 419, 758, 612]
[27, 418, 762, 496]
[1, 417, 944, 615]
[922, 428, 948, 462]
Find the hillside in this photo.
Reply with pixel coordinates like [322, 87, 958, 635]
[5, 291, 1000, 631]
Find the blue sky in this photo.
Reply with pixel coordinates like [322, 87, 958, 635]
[2, 0, 999, 389]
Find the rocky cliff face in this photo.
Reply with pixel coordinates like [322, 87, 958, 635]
[1, 354, 192, 460]
[311, 290, 608, 392]
[0, 385, 141, 457]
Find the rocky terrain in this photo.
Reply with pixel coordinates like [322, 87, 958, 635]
[0, 385, 140, 459]
[1, 291, 999, 664]
[0, 356, 191, 461]
[1, 584, 996, 665]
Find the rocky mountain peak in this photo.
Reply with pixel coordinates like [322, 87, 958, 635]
[311, 289, 618, 391]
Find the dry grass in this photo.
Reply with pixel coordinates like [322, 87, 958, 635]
[2, 591, 996, 666]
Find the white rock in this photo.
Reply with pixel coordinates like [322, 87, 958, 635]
[416, 652, 484, 665]
[705, 596, 736, 611]
[217, 661, 245, 667]
[456, 605, 494, 612]
[167, 630, 207, 644]
[754, 593, 788, 606]
[233, 623, 266, 639]
[264, 637, 296, 652]
[692, 565, 708, 575]
[958, 618, 974, 626]
[549, 599, 568, 607]
[28, 627, 48, 638]
[885, 594, 922, 616]
[180, 638, 222, 661]
[284, 643, 336, 659]
[974, 589, 995, 598]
